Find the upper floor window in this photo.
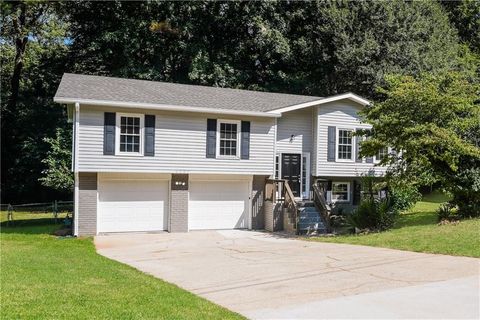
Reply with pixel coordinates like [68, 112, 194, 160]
[332, 182, 350, 202]
[337, 129, 353, 160]
[376, 147, 388, 162]
[116, 113, 143, 155]
[217, 120, 240, 158]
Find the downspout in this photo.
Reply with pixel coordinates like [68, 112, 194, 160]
[272, 117, 277, 178]
[73, 102, 80, 236]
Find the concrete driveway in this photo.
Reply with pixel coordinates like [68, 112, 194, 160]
[95, 230, 479, 319]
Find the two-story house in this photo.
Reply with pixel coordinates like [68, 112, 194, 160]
[54, 73, 386, 236]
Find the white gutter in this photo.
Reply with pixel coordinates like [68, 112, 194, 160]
[267, 93, 370, 114]
[54, 97, 282, 118]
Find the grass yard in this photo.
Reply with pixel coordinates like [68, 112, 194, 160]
[0, 212, 243, 320]
[309, 192, 480, 258]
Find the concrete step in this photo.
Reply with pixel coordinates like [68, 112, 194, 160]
[297, 222, 328, 234]
[299, 212, 324, 220]
[297, 205, 328, 234]
[297, 200, 315, 207]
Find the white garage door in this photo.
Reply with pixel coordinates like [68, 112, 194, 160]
[98, 179, 168, 233]
[189, 180, 249, 230]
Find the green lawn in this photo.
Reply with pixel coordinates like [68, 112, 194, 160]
[310, 192, 480, 257]
[0, 212, 243, 319]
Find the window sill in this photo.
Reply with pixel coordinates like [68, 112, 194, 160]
[332, 200, 350, 204]
[216, 156, 241, 160]
[115, 152, 144, 157]
[336, 159, 355, 162]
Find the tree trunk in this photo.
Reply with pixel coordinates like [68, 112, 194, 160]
[8, 3, 28, 110]
[9, 37, 28, 109]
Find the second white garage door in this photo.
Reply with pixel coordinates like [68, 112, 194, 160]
[189, 180, 250, 230]
[98, 178, 169, 233]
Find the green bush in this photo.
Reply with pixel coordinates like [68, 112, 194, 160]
[348, 197, 398, 231]
[437, 203, 457, 221]
[450, 166, 480, 218]
[389, 185, 421, 212]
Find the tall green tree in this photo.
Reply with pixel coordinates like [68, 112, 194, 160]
[39, 128, 73, 192]
[286, 1, 471, 97]
[1, 0, 478, 203]
[361, 72, 480, 215]
[65, 1, 468, 98]
[440, 0, 480, 55]
[1, 1, 69, 202]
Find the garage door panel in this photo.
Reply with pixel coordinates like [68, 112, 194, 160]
[189, 180, 249, 230]
[98, 179, 168, 233]
[100, 181, 166, 202]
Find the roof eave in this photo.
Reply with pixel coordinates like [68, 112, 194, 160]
[267, 93, 370, 114]
[53, 97, 282, 118]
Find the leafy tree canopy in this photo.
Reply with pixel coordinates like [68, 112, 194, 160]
[440, 0, 480, 55]
[39, 128, 73, 192]
[361, 71, 480, 200]
[1, 0, 478, 202]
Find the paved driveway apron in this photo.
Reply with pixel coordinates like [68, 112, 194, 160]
[95, 230, 479, 319]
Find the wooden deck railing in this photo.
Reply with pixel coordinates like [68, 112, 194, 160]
[312, 184, 332, 233]
[283, 181, 298, 228]
[266, 179, 298, 232]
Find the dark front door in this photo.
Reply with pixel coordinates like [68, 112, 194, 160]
[281, 153, 301, 197]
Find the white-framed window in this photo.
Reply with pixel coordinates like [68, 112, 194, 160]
[332, 182, 350, 203]
[216, 119, 241, 158]
[375, 147, 388, 162]
[337, 128, 354, 161]
[116, 113, 144, 155]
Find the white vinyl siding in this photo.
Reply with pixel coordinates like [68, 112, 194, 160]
[77, 105, 275, 174]
[276, 108, 315, 175]
[276, 108, 313, 155]
[316, 101, 387, 177]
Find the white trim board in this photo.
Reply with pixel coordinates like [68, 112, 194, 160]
[54, 97, 282, 118]
[54, 93, 370, 118]
[267, 93, 370, 114]
[216, 119, 241, 159]
[115, 112, 145, 156]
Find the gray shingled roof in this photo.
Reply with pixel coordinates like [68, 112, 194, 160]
[54, 73, 322, 112]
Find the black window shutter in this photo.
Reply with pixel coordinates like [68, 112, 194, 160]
[353, 180, 361, 205]
[104, 112, 116, 155]
[206, 119, 217, 158]
[355, 128, 363, 163]
[366, 154, 374, 163]
[241, 121, 250, 160]
[144, 115, 155, 156]
[327, 126, 336, 162]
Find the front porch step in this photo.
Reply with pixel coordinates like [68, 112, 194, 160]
[296, 200, 315, 207]
[297, 206, 327, 234]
